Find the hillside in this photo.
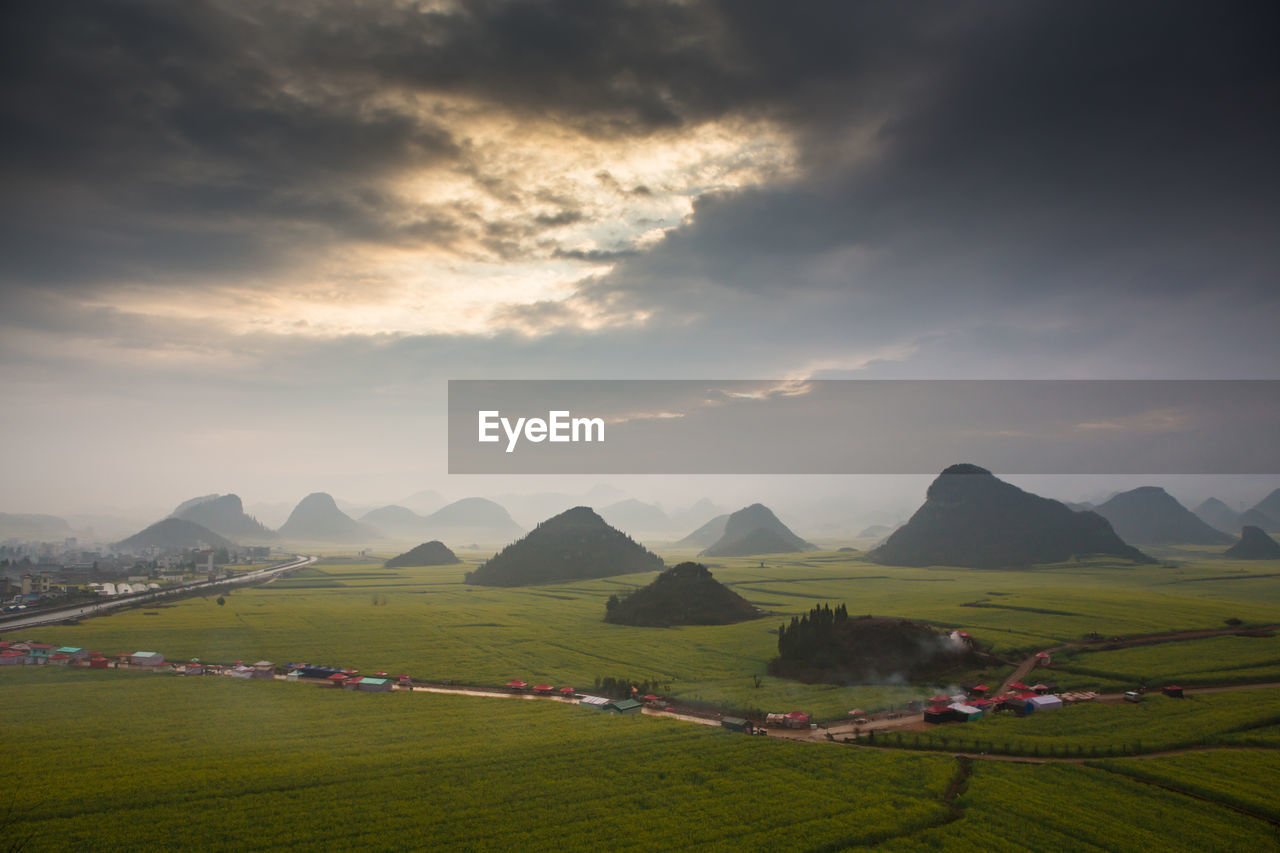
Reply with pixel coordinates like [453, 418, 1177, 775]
[465, 506, 662, 587]
[360, 505, 429, 539]
[171, 493, 275, 541]
[277, 492, 378, 543]
[598, 499, 671, 535]
[419, 497, 524, 544]
[0, 512, 73, 541]
[1249, 489, 1280, 527]
[769, 605, 984, 684]
[868, 464, 1151, 568]
[1239, 507, 1280, 534]
[1194, 498, 1241, 534]
[675, 513, 729, 548]
[384, 540, 460, 567]
[1094, 487, 1235, 545]
[1224, 526, 1280, 559]
[700, 504, 813, 557]
[604, 562, 761, 627]
[116, 518, 232, 553]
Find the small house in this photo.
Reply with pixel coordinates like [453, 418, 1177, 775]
[229, 665, 254, 678]
[949, 703, 983, 721]
[923, 705, 953, 724]
[969, 684, 988, 696]
[1162, 685, 1184, 698]
[327, 673, 349, 688]
[27, 645, 55, 665]
[603, 698, 643, 715]
[0, 650, 24, 666]
[721, 716, 755, 734]
[532, 684, 555, 695]
[186, 663, 204, 676]
[1027, 695, 1062, 711]
[397, 674, 412, 687]
[357, 677, 392, 692]
[88, 655, 110, 669]
[131, 651, 165, 667]
[1006, 697, 1035, 716]
[56, 647, 89, 661]
[783, 711, 811, 729]
[49, 653, 71, 666]
[505, 679, 528, 691]
[252, 661, 275, 679]
[579, 695, 611, 709]
[1035, 652, 1051, 667]
[559, 686, 576, 697]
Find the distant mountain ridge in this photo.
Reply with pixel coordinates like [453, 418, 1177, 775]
[869, 464, 1151, 568]
[1249, 489, 1280, 529]
[1194, 498, 1241, 534]
[700, 504, 813, 557]
[0, 513, 73, 541]
[278, 492, 378, 543]
[1094, 487, 1235, 545]
[117, 518, 232, 553]
[465, 506, 662, 587]
[675, 513, 729, 548]
[171, 494, 275, 541]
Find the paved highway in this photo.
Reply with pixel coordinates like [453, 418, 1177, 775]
[0, 555, 315, 632]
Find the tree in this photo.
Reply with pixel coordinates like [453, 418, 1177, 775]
[216, 596, 225, 606]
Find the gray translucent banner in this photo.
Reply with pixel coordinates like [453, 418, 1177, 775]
[447, 380, 1280, 474]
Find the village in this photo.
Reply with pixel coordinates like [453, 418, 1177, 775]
[0, 636, 1194, 745]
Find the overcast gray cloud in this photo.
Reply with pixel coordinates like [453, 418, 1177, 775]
[1, 1, 1277, 514]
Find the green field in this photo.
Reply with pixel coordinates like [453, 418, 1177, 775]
[1051, 633, 1280, 691]
[878, 761, 1280, 850]
[5, 668, 1278, 851]
[6, 549, 1280, 850]
[1092, 750, 1280, 823]
[893, 692, 1280, 757]
[0, 667, 958, 852]
[13, 551, 1280, 719]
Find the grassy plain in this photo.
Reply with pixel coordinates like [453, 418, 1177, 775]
[1051, 632, 1280, 691]
[6, 548, 1280, 851]
[0, 667, 957, 852]
[4, 668, 1278, 851]
[878, 761, 1280, 851]
[1093, 750, 1280, 823]
[13, 550, 1280, 719]
[892, 691, 1280, 756]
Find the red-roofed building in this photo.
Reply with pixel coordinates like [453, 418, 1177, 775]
[1162, 685, 1184, 698]
[397, 674, 412, 687]
[970, 684, 988, 695]
[784, 711, 811, 728]
[88, 655, 110, 669]
[505, 680, 528, 690]
[532, 684, 554, 694]
[559, 686, 576, 696]
[0, 650, 24, 666]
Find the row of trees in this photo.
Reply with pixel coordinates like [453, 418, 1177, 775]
[776, 602, 850, 660]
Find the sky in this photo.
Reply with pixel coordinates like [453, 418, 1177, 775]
[2, 1, 1278, 524]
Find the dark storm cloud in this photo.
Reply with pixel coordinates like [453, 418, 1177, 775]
[3, 1, 1278, 373]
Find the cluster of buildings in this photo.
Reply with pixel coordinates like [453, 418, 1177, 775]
[0, 642, 171, 669]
